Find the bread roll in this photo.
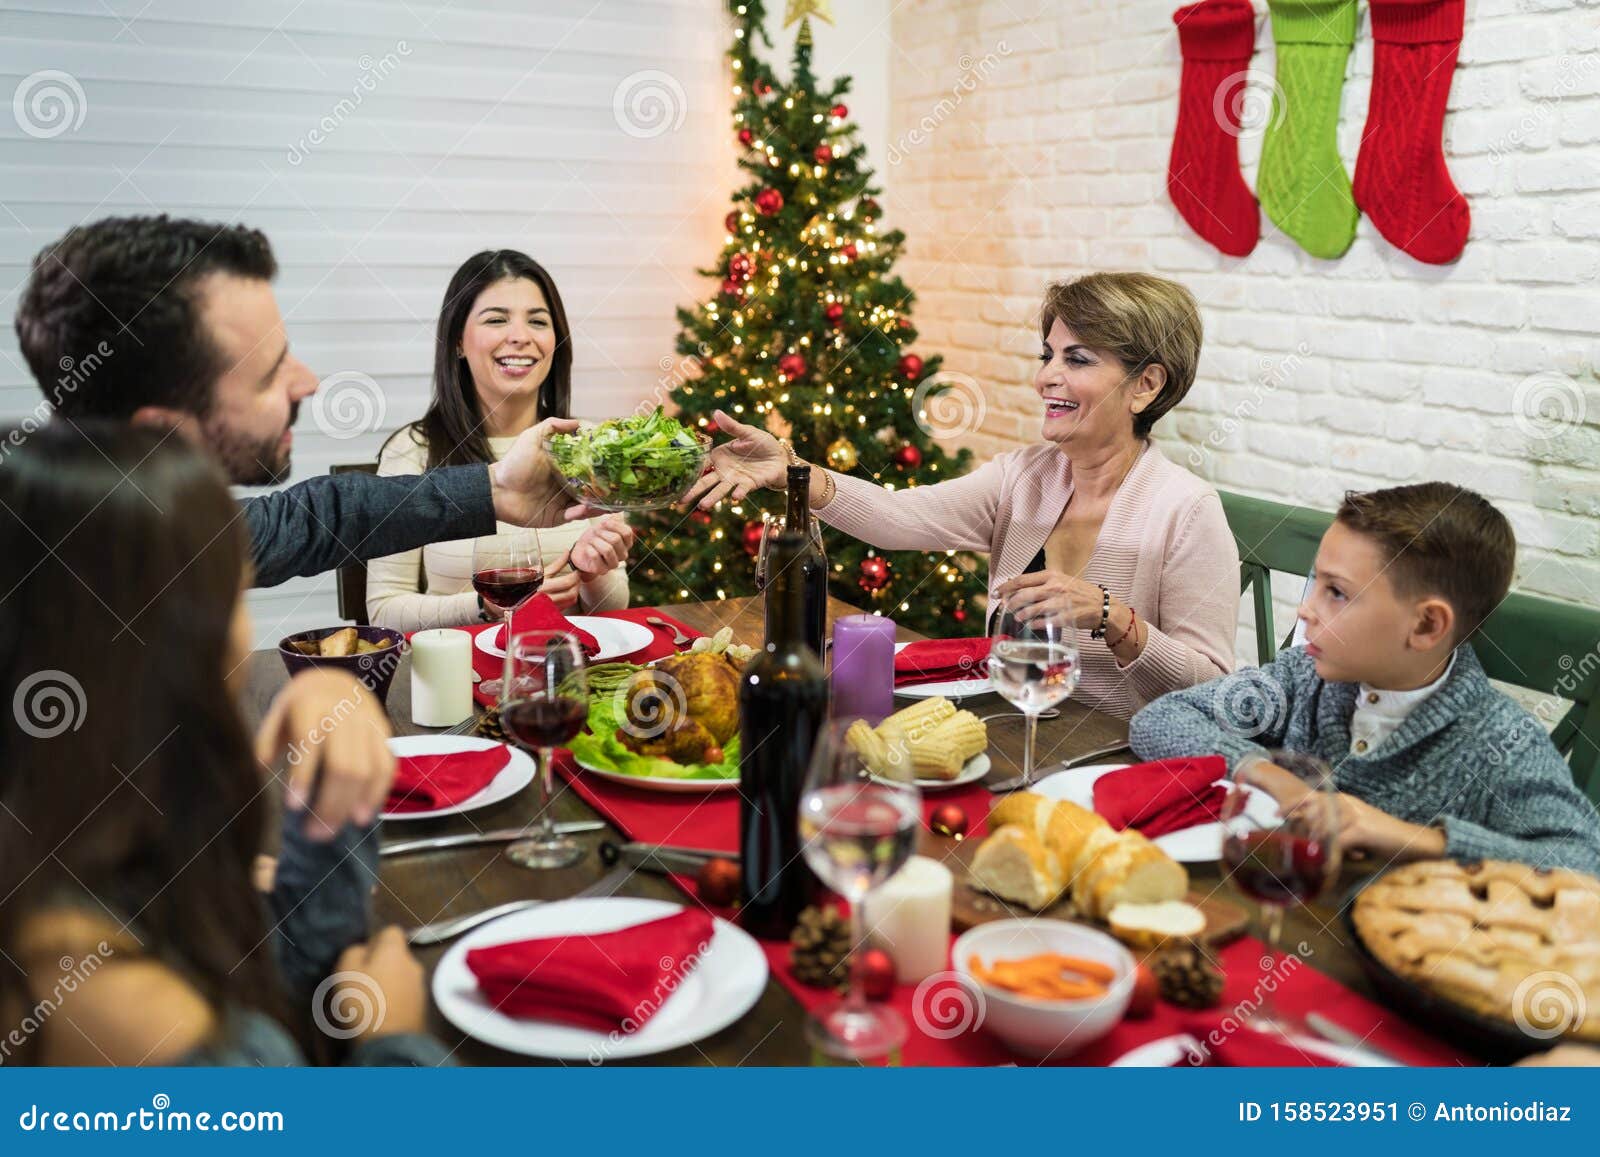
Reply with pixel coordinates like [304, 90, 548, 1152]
[1107, 900, 1207, 949]
[967, 826, 1064, 910]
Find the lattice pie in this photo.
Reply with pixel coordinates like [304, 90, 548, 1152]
[1352, 860, 1600, 1042]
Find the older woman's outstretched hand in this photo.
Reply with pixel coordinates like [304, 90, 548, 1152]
[996, 569, 1107, 630]
[680, 409, 789, 510]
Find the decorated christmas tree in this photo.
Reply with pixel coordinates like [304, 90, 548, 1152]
[630, 0, 988, 636]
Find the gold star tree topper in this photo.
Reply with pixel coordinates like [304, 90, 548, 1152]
[784, 0, 834, 27]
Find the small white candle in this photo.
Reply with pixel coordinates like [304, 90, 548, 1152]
[410, 629, 473, 727]
[863, 855, 953, 983]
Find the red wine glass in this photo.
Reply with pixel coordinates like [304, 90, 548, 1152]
[1220, 749, 1342, 1035]
[501, 629, 587, 870]
[472, 529, 545, 700]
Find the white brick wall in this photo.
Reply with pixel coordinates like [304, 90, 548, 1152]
[886, 0, 1600, 656]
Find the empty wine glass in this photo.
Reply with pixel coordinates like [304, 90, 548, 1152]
[987, 596, 1080, 788]
[1220, 750, 1342, 1034]
[472, 528, 545, 700]
[798, 717, 921, 1062]
[499, 630, 588, 870]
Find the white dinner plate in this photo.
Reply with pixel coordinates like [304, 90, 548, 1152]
[382, 735, 537, 821]
[431, 896, 768, 1061]
[571, 752, 740, 794]
[891, 641, 993, 700]
[1030, 762, 1277, 863]
[1110, 1031, 1394, 1068]
[474, 616, 655, 663]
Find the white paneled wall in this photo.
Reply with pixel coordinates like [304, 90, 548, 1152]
[0, 0, 742, 645]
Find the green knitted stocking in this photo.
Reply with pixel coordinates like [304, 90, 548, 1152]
[1257, 0, 1359, 258]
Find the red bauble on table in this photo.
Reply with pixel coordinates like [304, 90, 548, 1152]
[737, 127, 754, 146]
[893, 443, 923, 469]
[754, 187, 784, 216]
[696, 857, 741, 908]
[897, 353, 924, 380]
[742, 521, 766, 557]
[857, 556, 890, 592]
[858, 947, 895, 1001]
[824, 302, 845, 325]
[813, 144, 833, 165]
[724, 210, 741, 233]
[830, 103, 849, 120]
[929, 802, 969, 840]
[839, 242, 857, 261]
[778, 353, 808, 380]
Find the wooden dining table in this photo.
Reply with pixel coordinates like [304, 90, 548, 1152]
[241, 594, 1384, 1066]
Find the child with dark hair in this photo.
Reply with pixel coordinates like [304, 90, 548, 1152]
[1131, 482, 1600, 873]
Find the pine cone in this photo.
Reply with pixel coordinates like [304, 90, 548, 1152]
[475, 706, 506, 744]
[789, 905, 853, 991]
[1151, 945, 1225, 1010]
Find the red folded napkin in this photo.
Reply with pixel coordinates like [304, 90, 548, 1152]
[466, 907, 716, 1033]
[1092, 756, 1227, 839]
[494, 593, 600, 655]
[1180, 1018, 1347, 1067]
[386, 747, 511, 813]
[894, 638, 990, 687]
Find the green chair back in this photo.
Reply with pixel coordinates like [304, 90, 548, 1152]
[1217, 489, 1600, 802]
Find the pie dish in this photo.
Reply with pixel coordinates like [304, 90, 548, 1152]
[1350, 859, 1600, 1048]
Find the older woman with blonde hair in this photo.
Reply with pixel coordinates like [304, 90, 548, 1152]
[690, 272, 1239, 719]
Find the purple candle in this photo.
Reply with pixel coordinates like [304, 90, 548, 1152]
[830, 614, 896, 725]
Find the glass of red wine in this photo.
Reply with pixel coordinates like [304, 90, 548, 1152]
[798, 717, 921, 1063]
[500, 629, 588, 870]
[472, 529, 545, 700]
[1220, 749, 1342, 1034]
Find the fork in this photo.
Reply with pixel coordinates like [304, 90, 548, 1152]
[405, 864, 632, 946]
[645, 615, 691, 646]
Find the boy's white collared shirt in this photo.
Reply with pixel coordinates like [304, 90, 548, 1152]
[1349, 651, 1457, 756]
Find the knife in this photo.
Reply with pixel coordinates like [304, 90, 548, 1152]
[1303, 1012, 1405, 1066]
[380, 820, 606, 856]
[599, 840, 736, 875]
[986, 742, 1132, 794]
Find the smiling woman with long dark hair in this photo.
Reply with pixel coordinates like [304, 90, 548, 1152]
[366, 250, 631, 630]
[0, 423, 448, 1066]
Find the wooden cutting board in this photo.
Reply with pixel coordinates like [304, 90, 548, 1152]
[921, 831, 1250, 947]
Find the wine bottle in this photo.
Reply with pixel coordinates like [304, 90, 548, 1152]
[765, 463, 828, 658]
[739, 530, 829, 938]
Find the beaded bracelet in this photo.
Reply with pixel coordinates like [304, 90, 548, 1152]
[1089, 583, 1112, 639]
[1105, 606, 1138, 650]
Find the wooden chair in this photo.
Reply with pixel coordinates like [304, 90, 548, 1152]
[1217, 489, 1600, 802]
[332, 462, 379, 625]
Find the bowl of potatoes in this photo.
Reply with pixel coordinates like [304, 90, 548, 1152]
[277, 625, 407, 703]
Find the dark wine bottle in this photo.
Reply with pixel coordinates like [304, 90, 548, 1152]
[765, 463, 828, 658]
[739, 530, 829, 939]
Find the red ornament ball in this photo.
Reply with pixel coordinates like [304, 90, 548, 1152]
[839, 242, 858, 261]
[930, 802, 969, 840]
[689, 509, 713, 526]
[893, 443, 923, 469]
[696, 857, 741, 908]
[720, 278, 742, 298]
[742, 521, 766, 557]
[830, 103, 849, 120]
[778, 352, 808, 380]
[752, 78, 772, 97]
[813, 144, 833, 165]
[858, 196, 881, 219]
[857, 556, 890, 592]
[953, 606, 968, 623]
[754, 187, 784, 216]
[858, 947, 895, 1001]
[737, 127, 754, 146]
[897, 353, 924, 380]
[724, 210, 740, 233]
[824, 302, 845, 325]
[728, 252, 753, 279]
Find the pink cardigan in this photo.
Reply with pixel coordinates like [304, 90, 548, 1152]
[819, 440, 1239, 720]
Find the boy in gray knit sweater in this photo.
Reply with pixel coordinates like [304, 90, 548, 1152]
[1130, 482, 1600, 875]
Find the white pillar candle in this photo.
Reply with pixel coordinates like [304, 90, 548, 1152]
[410, 629, 473, 727]
[863, 855, 953, 983]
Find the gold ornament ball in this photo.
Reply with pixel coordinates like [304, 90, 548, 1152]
[826, 437, 859, 471]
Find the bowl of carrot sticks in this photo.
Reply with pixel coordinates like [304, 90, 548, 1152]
[952, 919, 1135, 1057]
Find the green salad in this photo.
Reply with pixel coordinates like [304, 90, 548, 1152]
[568, 690, 739, 781]
[548, 407, 706, 508]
